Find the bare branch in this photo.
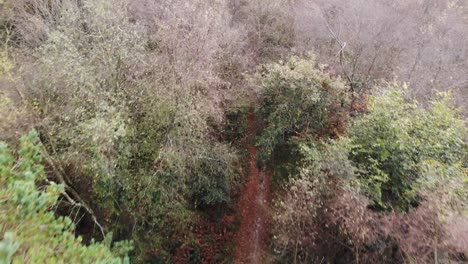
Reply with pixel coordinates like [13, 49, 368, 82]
[37, 137, 106, 239]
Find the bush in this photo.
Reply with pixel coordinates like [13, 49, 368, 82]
[1, 0, 241, 261]
[230, 0, 296, 62]
[0, 49, 33, 142]
[348, 86, 466, 211]
[0, 130, 130, 263]
[255, 53, 350, 174]
[291, 0, 468, 114]
[273, 140, 467, 263]
[3, 0, 465, 262]
[271, 85, 467, 263]
[272, 138, 356, 263]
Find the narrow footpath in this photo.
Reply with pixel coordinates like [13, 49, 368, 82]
[233, 111, 271, 264]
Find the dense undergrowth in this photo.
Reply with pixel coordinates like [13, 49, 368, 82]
[0, 0, 467, 263]
[0, 131, 131, 263]
[0, 0, 246, 262]
[255, 58, 467, 263]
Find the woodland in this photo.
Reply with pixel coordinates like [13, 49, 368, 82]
[0, 0, 467, 263]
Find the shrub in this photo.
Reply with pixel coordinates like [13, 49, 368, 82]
[291, 0, 468, 114]
[273, 140, 467, 263]
[0, 130, 130, 263]
[348, 86, 466, 211]
[1, 0, 241, 261]
[230, 0, 296, 63]
[130, 0, 247, 123]
[272, 85, 467, 263]
[161, 137, 238, 207]
[255, 53, 350, 174]
[0, 49, 34, 142]
[272, 138, 356, 262]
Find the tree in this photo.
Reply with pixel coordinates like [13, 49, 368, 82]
[0, 130, 131, 263]
[255, 53, 350, 175]
[349, 86, 466, 210]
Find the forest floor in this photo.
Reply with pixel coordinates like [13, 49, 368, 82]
[233, 111, 271, 264]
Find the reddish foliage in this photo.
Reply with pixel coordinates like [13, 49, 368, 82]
[275, 177, 467, 263]
[327, 101, 349, 137]
[326, 186, 468, 263]
[172, 214, 237, 264]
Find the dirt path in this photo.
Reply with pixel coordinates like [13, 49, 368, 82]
[233, 111, 271, 264]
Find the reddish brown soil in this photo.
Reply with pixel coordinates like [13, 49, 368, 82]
[233, 111, 271, 264]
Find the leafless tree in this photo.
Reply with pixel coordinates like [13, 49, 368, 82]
[291, 0, 468, 113]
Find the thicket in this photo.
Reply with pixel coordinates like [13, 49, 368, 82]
[0, 131, 130, 263]
[291, 0, 468, 113]
[0, 0, 247, 262]
[349, 88, 466, 211]
[0, 0, 467, 263]
[255, 54, 351, 183]
[255, 58, 467, 262]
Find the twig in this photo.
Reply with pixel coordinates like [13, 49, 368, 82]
[321, 15, 354, 91]
[37, 137, 106, 239]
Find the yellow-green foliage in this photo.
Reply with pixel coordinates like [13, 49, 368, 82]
[255, 53, 350, 178]
[2, 0, 240, 261]
[349, 86, 466, 210]
[271, 85, 467, 263]
[0, 51, 13, 78]
[0, 96, 27, 136]
[0, 131, 129, 264]
[0, 52, 31, 141]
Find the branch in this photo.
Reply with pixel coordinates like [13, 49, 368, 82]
[320, 13, 354, 91]
[37, 137, 106, 239]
